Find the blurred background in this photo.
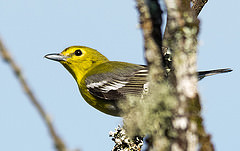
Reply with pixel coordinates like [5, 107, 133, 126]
[0, 0, 239, 151]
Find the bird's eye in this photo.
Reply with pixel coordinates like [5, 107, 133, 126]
[74, 49, 82, 56]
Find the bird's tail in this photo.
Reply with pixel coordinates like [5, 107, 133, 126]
[198, 68, 232, 80]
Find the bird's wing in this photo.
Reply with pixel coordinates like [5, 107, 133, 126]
[85, 62, 148, 101]
[85, 61, 232, 101]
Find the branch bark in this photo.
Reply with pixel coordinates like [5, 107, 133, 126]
[136, 0, 165, 81]
[164, 0, 214, 150]
[119, 0, 214, 151]
[163, 0, 208, 50]
[0, 39, 67, 151]
[192, 0, 208, 16]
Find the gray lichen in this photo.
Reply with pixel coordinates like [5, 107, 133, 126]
[110, 126, 143, 151]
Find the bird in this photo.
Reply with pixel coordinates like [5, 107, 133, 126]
[45, 46, 232, 116]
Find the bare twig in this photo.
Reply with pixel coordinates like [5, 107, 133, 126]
[0, 39, 67, 151]
[192, 0, 208, 16]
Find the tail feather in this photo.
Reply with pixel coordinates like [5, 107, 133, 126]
[198, 68, 232, 80]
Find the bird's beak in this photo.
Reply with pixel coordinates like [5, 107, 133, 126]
[44, 53, 67, 61]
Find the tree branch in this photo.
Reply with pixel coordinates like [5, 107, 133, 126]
[192, 0, 208, 16]
[118, 0, 214, 150]
[0, 39, 67, 151]
[136, 0, 165, 80]
[120, 1, 177, 150]
[164, 0, 214, 150]
[163, 0, 208, 49]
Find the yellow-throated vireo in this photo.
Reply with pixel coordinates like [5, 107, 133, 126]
[45, 46, 232, 116]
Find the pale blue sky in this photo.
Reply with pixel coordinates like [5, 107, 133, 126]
[0, 0, 239, 151]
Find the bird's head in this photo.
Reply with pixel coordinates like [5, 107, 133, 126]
[45, 46, 109, 82]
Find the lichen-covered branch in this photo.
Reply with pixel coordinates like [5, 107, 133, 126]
[117, 0, 214, 151]
[110, 126, 143, 151]
[0, 39, 67, 151]
[163, 0, 207, 50]
[119, 0, 177, 151]
[164, 0, 214, 150]
[136, 0, 165, 81]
